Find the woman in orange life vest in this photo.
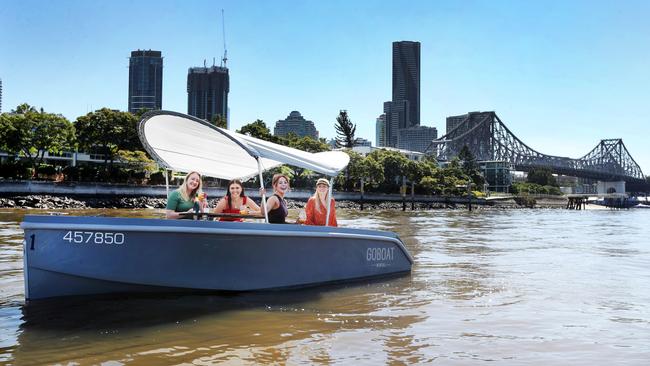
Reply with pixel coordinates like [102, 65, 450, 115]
[213, 179, 261, 222]
[304, 178, 337, 227]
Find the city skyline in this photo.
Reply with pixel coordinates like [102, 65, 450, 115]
[1, 0, 649, 173]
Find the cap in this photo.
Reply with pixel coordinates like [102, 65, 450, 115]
[316, 178, 330, 187]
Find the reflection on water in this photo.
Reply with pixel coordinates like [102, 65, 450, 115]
[1, 208, 649, 364]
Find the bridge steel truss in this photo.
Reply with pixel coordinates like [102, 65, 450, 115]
[426, 112, 645, 183]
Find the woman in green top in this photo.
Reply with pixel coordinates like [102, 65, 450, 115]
[166, 171, 205, 219]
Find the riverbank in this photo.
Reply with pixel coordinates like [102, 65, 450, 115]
[0, 180, 570, 210]
[0, 194, 568, 210]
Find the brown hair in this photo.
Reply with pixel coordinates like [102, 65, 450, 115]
[272, 173, 290, 188]
[226, 179, 245, 209]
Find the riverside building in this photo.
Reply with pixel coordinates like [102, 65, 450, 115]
[375, 114, 386, 147]
[445, 111, 492, 135]
[273, 111, 319, 139]
[128, 50, 163, 114]
[397, 125, 438, 153]
[187, 65, 229, 127]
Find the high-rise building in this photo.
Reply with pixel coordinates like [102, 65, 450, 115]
[383, 100, 409, 147]
[0, 78, 3, 113]
[273, 111, 319, 139]
[392, 41, 420, 126]
[375, 114, 386, 147]
[397, 125, 438, 152]
[128, 50, 163, 114]
[187, 66, 229, 127]
[445, 111, 491, 135]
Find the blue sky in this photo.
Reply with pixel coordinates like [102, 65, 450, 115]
[1, 0, 649, 174]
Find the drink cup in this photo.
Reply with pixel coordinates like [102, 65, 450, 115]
[240, 205, 249, 215]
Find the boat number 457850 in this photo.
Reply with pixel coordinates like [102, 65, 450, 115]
[63, 231, 125, 245]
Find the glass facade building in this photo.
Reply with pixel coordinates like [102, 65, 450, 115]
[392, 41, 420, 126]
[128, 50, 163, 114]
[273, 111, 319, 139]
[375, 114, 386, 147]
[187, 66, 229, 126]
[397, 126, 438, 152]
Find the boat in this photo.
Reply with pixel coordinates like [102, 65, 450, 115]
[21, 111, 413, 301]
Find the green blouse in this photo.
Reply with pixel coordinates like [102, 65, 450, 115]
[166, 190, 195, 212]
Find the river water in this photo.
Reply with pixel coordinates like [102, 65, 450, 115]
[0, 208, 648, 365]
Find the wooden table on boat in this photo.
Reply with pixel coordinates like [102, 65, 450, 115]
[177, 212, 265, 221]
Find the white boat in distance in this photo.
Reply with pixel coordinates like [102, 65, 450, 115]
[21, 111, 413, 301]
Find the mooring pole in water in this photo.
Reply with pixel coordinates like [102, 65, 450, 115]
[467, 184, 472, 211]
[360, 178, 364, 211]
[411, 181, 415, 210]
[401, 176, 406, 211]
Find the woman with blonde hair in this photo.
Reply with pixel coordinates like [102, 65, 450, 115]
[304, 178, 337, 227]
[165, 171, 205, 219]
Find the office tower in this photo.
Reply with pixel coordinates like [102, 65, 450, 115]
[383, 100, 409, 148]
[397, 126, 438, 152]
[128, 50, 163, 114]
[187, 66, 229, 126]
[273, 111, 319, 139]
[392, 41, 420, 126]
[445, 111, 491, 135]
[375, 114, 386, 147]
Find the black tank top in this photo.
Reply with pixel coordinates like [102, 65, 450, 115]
[268, 194, 287, 224]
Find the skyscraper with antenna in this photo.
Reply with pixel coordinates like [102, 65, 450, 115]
[187, 9, 229, 128]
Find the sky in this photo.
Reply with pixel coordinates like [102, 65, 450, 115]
[1, 0, 649, 174]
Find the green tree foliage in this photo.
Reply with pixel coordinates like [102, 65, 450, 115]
[457, 144, 486, 187]
[510, 182, 562, 195]
[366, 149, 410, 190]
[212, 114, 228, 129]
[237, 119, 278, 142]
[283, 134, 330, 153]
[75, 108, 141, 167]
[526, 167, 557, 186]
[334, 110, 356, 148]
[0, 103, 75, 170]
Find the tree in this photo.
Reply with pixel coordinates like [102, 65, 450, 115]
[212, 114, 228, 129]
[527, 167, 557, 186]
[366, 149, 410, 191]
[1, 104, 75, 170]
[458, 144, 485, 187]
[334, 110, 356, 148]
[75, 108, 141, 168]
[284, 135, 330, 153]
[237, 119, 276, 142]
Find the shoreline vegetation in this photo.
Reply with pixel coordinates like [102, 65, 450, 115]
[0, 193, 568, 210]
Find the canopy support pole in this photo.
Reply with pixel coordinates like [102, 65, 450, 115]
[164, 169, 170, 199]
[325, 177, 334, 226]
[257, 159, 269, 223]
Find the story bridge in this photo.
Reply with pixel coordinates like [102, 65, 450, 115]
[425, 112, 648, 190]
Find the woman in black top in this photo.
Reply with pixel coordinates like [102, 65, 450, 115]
[265, 173, 289, 224]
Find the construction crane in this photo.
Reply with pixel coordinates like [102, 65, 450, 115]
[221, 9, 228, 68]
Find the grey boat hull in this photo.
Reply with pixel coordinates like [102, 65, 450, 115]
[21, 215, 413, 300]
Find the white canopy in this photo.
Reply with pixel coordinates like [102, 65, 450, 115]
[138, 111, 350, 180]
